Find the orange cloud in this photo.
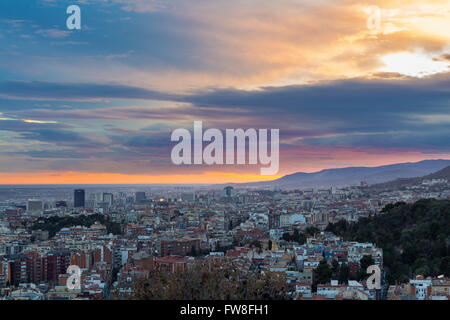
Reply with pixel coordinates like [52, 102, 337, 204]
[132, 0, 450, 89]
[0, 171, 283, 185]
[21, 1, 449, 92]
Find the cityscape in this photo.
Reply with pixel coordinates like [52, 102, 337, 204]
[0, 0, 449, 308]
[0, 160, 449, 300]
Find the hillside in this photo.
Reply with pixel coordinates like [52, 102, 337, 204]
[326, 199, 450, 284]
[368, 165, 450, 191]
[427, 165, 450, 179]
[242, 159, 450, 189]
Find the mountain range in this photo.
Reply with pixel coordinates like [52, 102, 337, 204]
[239, 159, 450, 189]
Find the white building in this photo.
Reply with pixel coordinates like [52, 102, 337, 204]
[410, 277, 432, 300]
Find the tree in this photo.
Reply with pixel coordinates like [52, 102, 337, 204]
[281, 232, 291, 242]
[315, 259, 332, 285]
[30, 213, 121, 237]
[293, 229, 307, 245]
[402, 244, 418, 265]
[357, 255, 375, 281]
[250, 240, 263, 254]
[132, 261, 290, 300]
[331, 259, 339, 277]
[305, 226, 319, 237]
[360, 255, 375, 271]
[338, 263, 350, 284]
[281, 230, 307, 244]
[440, 256, 450, 276]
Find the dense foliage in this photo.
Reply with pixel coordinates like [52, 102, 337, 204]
[315, 259, 332, 285]
[132, 261, 290, 300]
[326, 199, 450, 284]
[31, 213, 122, 237]
[282, 229, 306, 244]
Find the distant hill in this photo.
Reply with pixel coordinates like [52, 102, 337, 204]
[368, 165, 450, 191]
[241, 159, 450, 189]
[427, 165, 450, 179]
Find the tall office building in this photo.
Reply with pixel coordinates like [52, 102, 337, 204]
[135, 192, 146, 203]
[181, 192, 195, 203]
[27, 199, 43, 213]
[74, 189, 85, 208]
[94, 193, 104, 206]
[103, 193, 114, 206]
[269, 211, 281, 230]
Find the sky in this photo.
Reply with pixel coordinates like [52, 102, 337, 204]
[0, 0, 449, 184]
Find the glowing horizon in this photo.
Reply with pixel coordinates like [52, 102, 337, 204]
[0, 171, 283, 185]
[2, 155, 450, 185]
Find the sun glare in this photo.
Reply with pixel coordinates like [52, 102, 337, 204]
[379, 52, 450, 78]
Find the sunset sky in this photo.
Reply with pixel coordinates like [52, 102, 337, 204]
[0, 0, 449, 184]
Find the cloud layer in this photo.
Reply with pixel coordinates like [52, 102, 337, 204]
[0, 0, 449, 182]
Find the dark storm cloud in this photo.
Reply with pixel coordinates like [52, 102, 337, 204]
[0, 119, 103, 148]
[1, 73, 449, 151]
[0, 81, 176, 101]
